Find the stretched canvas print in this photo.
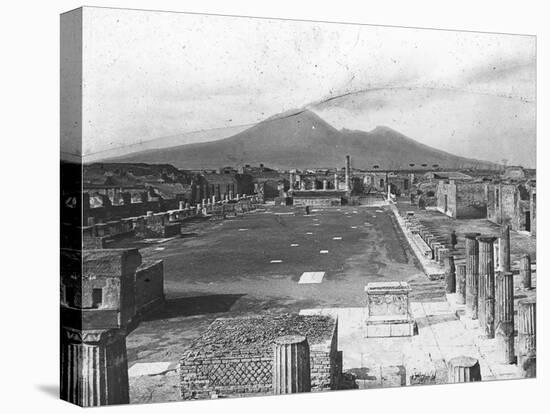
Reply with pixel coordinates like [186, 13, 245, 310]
[60, 6, 536, 407]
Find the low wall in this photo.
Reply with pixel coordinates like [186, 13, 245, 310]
[81, 196, 259, 246]
[179, 314, 339, 399]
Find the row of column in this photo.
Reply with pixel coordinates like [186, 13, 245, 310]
[447, 227, 536, 378]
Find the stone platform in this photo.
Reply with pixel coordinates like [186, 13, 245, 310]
[300, 298, 522, 387]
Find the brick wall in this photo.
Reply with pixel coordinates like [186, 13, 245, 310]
[179, 314, 339, 400]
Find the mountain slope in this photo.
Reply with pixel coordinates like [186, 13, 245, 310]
[106, 109, 495, 170]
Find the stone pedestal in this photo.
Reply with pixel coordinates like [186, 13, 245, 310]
[447, 356, 481, 383]
[60, 328, 129, 407]
[520, 254, 532, 290]
[272, 335, 311, 394]
[517, 299, 536, 378]
[465, 233, 480, 319]
[495, 271, 515, 363]
[365, 282, 415, 337]
[478, 236, 496, 338]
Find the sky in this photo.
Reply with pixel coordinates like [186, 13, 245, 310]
[77, 7, 536, 166]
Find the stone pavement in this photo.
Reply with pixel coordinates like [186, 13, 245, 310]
[300, 297, 523, 388]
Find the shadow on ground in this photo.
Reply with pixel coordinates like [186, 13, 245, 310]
[36, 384, 59, 399]
[141, 294, 245, 321]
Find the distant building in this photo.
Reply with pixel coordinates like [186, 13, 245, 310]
[501, 166, 526, 181]
[486, 181, 535, 233]
[435, 180, 487, 219]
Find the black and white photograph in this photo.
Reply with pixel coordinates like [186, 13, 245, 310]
[58, 5, 539, 407]
[3, 2, 546, 413]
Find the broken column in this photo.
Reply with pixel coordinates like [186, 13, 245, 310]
[517, 299, 536, 378]
[447, 356, 481, 383]
[272, 335, 311, 394]
[456, 263, 467, 304]
[495, 271, 515, 364]
[444, 254, 456, 294]
[499, 224, 511, 272]
[478, 236, 497, 338]
[520, 254, 532, 290]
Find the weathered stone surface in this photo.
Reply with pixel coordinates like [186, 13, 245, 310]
[272, 335, 311, 394]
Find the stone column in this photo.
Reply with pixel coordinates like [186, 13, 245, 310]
[310, 179, 316, 190]
[517, 299, 536, 378]
[447, 356, 481, 383]
[499, 224, 511, 272]
[334, 173, 339, 190]
[444, 254, 456, 294]
[456, 263, 466, 304]
[345, 155, 351, 191]
[272, 335, 311, 394]
[520, 254, 532, 290]
[495, 271, 515, 363]
[323, 179, 328, 190]
[478, 236, 497, 338]
[60, 328, 129, 406]
[289, 172, 295, 190]
[178, 201, 185, 210]
[300, 180, 306, 190]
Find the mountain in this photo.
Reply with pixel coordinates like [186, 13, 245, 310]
[104, 109, 496, 170]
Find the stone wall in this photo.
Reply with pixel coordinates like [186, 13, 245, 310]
[179, 314, 339, 399]
[455, 182, 487, 219]
[134, 260, 164, 319]
[436, 181, 486, 219]
[292, 191, 344, 207]
[486, 182, 534, 232]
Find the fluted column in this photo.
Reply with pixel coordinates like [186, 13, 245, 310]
[465, 233, 480, 319]
[517, 299, 536, 378]
[499, 224, 511, 272]
[272, 335, 311, 394]
[519, 254, 532, 290]
[495, 271, 515, 363]
[478, 236, 497, 338]
[456, 263, 466, 304]
[61, 328, 129, 407]
[447, 356, 481, 383]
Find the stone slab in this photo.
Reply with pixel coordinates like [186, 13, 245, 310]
[298, 272, 326, 284]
